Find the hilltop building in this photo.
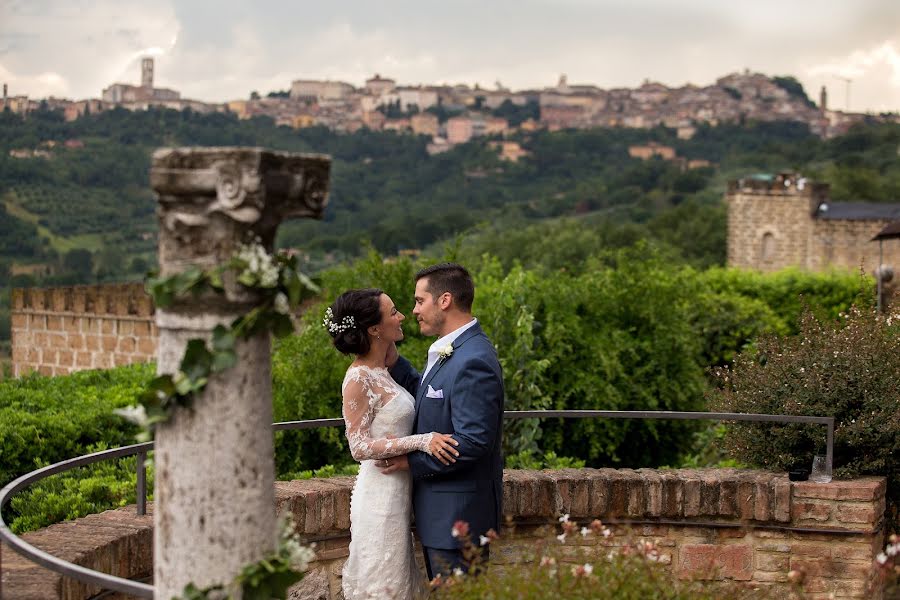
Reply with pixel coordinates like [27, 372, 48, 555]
[290, 80, 354, 102]
[726, 173, 900, 273]
[102, 58, 181, 104]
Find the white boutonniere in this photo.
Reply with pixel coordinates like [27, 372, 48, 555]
[438, 344, 454, 362]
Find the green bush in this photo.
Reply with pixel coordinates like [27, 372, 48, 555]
[709, 305, 900, 527]
[7, 444, 154, 534]
[0, 363, 153, 487]
[698, 267, 865, 335]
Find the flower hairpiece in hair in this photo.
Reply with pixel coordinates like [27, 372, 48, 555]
[323, 307, 355, 334]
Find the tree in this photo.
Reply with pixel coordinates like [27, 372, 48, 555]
[61, 248, 93, 278]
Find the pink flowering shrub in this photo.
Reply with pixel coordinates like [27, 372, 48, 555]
[430, 518, 774, 599]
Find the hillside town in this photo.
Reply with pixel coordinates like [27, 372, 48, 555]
[1, 58, 895, 157]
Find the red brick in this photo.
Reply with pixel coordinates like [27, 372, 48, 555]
[114, 353, 132, 366]
[85, 335, 101, 351]
[76, 351, 93, 368]
[46, 316, 63, 331]
[11, 313, 27, 328]
[57, 350, 74, 367]
[137, 337, 156, 355]
[773, 479, 791, 522]
[588, 469, 614, 516]
[790, 543, 832, 558]
[677, 543, 752, 581]
[11, 287, 25, 309]
[794, 478, 885, 501]
[683, 473, 702, 517]
[793, 501, 831, 522]
[119, 321, 134, 336]
[118, 337, 136, 353]
[29, 314, 46, 330]
[63, 316, 79, 333]
[68, 333, 85, 350]
[832, 544, 874, 561]
[101, 336, 118, 352]
[790, 558, 870, 581]
[133, 321, 152, 337]
[754, 475, 772, 521]
[755, 551, 789, 572]
[836, 503, 877, 525]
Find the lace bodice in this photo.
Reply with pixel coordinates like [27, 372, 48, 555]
[341, 365, 433, 462]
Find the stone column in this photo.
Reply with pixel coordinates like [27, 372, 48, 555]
[149, 147, 330, 598]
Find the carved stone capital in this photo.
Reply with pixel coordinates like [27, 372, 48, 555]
[150, 147, 330, 275]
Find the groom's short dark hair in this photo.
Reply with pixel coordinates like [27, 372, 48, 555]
[416, 263, 474, 312]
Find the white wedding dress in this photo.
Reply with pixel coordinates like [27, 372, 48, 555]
[340, 365, 430, 600]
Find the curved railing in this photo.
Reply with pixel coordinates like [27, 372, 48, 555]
[0, 410, 834, 598]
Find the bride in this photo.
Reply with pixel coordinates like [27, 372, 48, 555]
[324, 288, 460, 600]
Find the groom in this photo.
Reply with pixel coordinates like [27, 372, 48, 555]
[381, 262, 505, 579]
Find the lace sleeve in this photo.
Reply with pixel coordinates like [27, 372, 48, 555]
[342, 377, 434, 461]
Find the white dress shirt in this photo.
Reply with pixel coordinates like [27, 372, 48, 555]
[421, 318, 478, 381]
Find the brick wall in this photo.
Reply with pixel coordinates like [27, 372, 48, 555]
[282, 469, 886, 599]
[10, 283, 157, 377]
[2, 469, 887, 599]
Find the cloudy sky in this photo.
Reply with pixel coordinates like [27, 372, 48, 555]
[1, 0, 899, 112]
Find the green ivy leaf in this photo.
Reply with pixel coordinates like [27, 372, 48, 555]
[284, 270, 302, 306]
[211, 350, 238, 373]
[212, 325, 236, 353]
[180, 339, 213, 383]
[271, 314, 294, 339]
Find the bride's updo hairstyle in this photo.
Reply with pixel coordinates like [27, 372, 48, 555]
[324, 288, 384, 356]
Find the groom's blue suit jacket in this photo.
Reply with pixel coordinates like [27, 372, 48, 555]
[390, 322, 504, 550]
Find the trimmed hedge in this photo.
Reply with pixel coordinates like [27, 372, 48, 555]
[0, 363, 152, 487]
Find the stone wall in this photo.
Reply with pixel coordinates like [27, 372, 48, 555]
[9, 283, 156, 377]
[1, 469, 887, 599]
[810, 218, 900, 272]
[726, 176, 900, 274]
[726, 178, 825, 271]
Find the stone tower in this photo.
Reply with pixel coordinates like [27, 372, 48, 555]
[726, 173, 828, 272]
[819, 86, 827, 111]
[141, 57, 154, 88]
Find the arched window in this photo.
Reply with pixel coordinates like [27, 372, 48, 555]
[761, 232, 776, 262]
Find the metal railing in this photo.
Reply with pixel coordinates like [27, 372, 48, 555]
[0, 410, 835, 598]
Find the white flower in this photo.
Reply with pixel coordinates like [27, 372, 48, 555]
[558, 514, 570, 524]
[274, 292, 290, 315]
[581, 527, 590, 537]
[583, 563, 593, 575]
[479, 535, 490, 546]
[877, 552, 889, 565]
[438, 344, 454, 361]
[452, 568, 464, 577]
[114, 404, 149, 427]
[556, 532, 567, 543]
[602, 527, 612, 538]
